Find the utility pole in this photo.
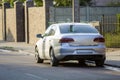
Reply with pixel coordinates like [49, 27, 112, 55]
[72, 0, 80, 22]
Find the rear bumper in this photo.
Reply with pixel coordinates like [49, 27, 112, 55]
[54, 45, 106, 61]
[59, 55, 106, 61]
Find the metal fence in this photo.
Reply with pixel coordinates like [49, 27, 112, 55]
[49, 6, 120, 47]
[49, 6, 120, 23]
[100, 15, 120, 47]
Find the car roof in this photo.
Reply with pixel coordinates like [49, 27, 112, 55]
[52, 23, 92, 26]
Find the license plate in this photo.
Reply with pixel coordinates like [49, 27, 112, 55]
[76, 50, 93, 54]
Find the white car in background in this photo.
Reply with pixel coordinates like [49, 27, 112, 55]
[35, 23, 106, 67]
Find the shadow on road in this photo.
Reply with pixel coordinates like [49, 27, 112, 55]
[43, 61, 104, 68]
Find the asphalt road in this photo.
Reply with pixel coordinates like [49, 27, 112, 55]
[0, 50, 120, 80]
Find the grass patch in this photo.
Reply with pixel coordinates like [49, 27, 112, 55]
[105, 32, 120, 48]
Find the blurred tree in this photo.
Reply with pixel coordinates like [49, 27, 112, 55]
[0, 0, 93, 7]
[107, 1, 120, 6]
[80, 0, 92, 6]
[34, 0, 43, 7]
[54, 0, 92, 7]
[0, 0, 2, 6]
[54, 0, 72, 7]
[1, 0, 25, 7]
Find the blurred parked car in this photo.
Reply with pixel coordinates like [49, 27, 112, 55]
[35, 23, 106, 66]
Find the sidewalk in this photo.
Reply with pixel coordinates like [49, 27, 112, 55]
[0, 40, 34, 53]
[0, 40, 120, 67]
[105, 49, 120, 68]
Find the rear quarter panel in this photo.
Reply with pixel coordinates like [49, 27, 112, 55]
[36, 39, 45, 59]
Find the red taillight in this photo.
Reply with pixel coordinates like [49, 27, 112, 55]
[94, 37, 105, 43]
[59, 38, 74, 43]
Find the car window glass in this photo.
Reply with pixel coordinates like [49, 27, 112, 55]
[49, 25, 57, 36]
[59, 25, 98, 33]
[43, 25, 56, 36]
[42, 26, 52, 37]
[45, 26, 51, 34]
[49, 29, 55, 36]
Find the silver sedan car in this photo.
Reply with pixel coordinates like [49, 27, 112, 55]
[35, 23, 106, 66]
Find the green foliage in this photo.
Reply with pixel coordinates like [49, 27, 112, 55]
[3, 0, 9, 2]
[1, 0, 26, 7]
[10, 0, 15, 7]
[1, 0, 92, 7]
[54, 0, 72, 7]
[0, 0, 2, 6]
[80, 0, 92, 6]
[105, 32, 120, 48]
[117, 14, 120, 32]
[107, 1, 120, 6]
[0, 0, 11, 6]
[34, 0, 43, 7]
[22, 0, 92, 7]
[54, 0, 92, 7]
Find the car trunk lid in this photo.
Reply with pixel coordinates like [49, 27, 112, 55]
[61, 33, 104, 46]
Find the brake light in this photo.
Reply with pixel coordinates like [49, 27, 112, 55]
[59, 38, 74, 43]
[94, 37, 105, 43]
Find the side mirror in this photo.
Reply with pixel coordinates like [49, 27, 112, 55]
[36, 34, 43, 38]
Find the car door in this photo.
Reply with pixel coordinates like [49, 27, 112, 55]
[38, 26, 51, 59]
[43, 25, 56, 59]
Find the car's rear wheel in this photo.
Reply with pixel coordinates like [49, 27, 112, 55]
[95, 59, 104, 67]
[78, 59, 86, 66]
[35, 47, 43, 63]
[50, 48, 59, 66]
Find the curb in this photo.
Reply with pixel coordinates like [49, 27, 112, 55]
[18, 50, 35, 55]
[104, 63, 120, 68]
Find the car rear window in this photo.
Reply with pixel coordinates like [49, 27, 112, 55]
[59, 25, 98, 33]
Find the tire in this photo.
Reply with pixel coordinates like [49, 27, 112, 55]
[50, 49, 59, 66]
[78, 60, 86, 66]
[35, 47, 43, 63]
[95, 59, 104, 67]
